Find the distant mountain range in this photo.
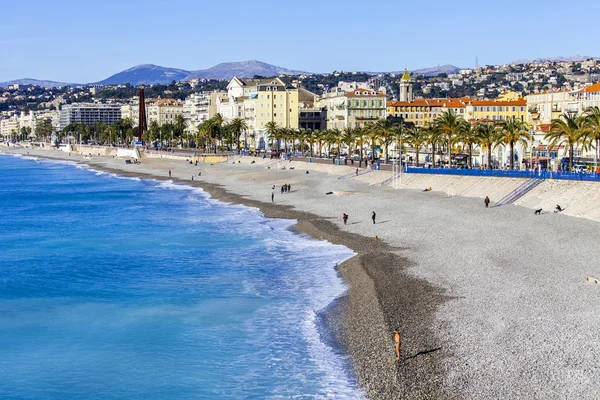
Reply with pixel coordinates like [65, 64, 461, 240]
[508, 55, 593, 64]
[94, 60, 310, 85]
[1, 56, 597, 88]
[0, 78, 76, 88]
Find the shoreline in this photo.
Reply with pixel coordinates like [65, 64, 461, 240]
[88, 162, 450, 398]
[5, 146, 600, 399]
[1, 148, 448, 398]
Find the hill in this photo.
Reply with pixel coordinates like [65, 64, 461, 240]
[185, 60, 310, 80]
[94, 64, 191, 86]
[0, 78, 74, 88]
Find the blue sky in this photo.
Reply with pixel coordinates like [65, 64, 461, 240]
[2, 0, 599, 83]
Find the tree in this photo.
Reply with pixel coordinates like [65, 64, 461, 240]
[227, 118, 248, 153]
[341, 127, 357, 159]
[476, 122, 500, 170]
[265, 121, 280, 152]
[425, 124, 443, 168]
[457, 120, 478, 168]
[434, 109, 463, 168]
[498, 118, 531, 170]
[545, 112, 585, 172]
[173, 114, 186, 146]
[582, 106, 600, 172]
[375, 118, 395, 163]
[405, 126, 428, 167]
[364, 123, 380, 162]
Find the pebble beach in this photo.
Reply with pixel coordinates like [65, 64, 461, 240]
[4, 146, 600, 399]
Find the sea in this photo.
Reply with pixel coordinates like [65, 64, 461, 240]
[0, 154, 363, 400]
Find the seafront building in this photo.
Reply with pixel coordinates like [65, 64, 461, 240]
[317, 87, 387, 130]
[59, 103, 121, 131]
[219, 77, 320, 150]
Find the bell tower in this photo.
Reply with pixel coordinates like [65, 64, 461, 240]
[399, 69, 413, 102]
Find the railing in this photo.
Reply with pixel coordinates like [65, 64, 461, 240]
[338, 168, 372, 180]
[405, 167, 600, 182]
[496, 179, 543, 206]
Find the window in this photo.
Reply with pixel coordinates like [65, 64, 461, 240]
[512, 107, 516, 112]
[520, 107, 525, 112]
[274, 113, 277, 117]
[267, 95, 270, 99]
[274, 104, 276, 108]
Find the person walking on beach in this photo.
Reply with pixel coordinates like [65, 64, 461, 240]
[393, 329, 401, 361]
[484, 196, 490, 208]
[372, 211, 376, 224]
[168, 170, 171, 178]
[271, 191, 275, 203]
[356, 168, 359, 176]
[343, 213, 348, 225]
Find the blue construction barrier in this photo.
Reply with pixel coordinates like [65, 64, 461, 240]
[405, 167, 600, 182]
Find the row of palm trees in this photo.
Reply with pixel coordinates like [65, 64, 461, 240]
[53, 106, 600, 172]
[252, 107, 600, 172]
[61, 119, 137, 145]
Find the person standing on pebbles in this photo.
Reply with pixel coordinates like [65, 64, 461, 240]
[393, 329, 401, 361]
[372, 211, 376, 224]
[484, 196, 490, 208]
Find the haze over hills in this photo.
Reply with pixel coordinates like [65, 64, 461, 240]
[508, 55, 593, 64]
[0, 78, 76, 88]
[1, 56, 597, 88]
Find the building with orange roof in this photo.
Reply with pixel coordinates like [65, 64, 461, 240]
[465, 98, 527, 122]
[574, 81, 600, 111]
[387, 98, 467, 127]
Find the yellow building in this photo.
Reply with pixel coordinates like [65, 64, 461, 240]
[387, 98, 467, 127]
[465, 98, 527, 122]
[226, 77, 300, 130]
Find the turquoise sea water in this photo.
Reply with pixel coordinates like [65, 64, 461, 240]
[0, 154, 361, 399]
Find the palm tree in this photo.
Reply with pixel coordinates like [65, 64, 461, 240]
[325, 129, 338, 158]
[315, 130, 327, 158]
[200, 113, 224, 153]
[457, 120, 479, 168]
[342, 127, 357, 160]
[364, 123, 380, 163]
[425, 124, 443, 168]
[375, 118, 395, 163]
[582, 106, 600, 172]
[227, 118, 248, 153]
[265, 121, 280, 152]
[434, 109, 463, 168]
[405, 126, 428, 167]
[498, 118, 531, 170]
[174, 114, 186, 146]
[476, 122, 500, 170]
[545, 112, 585, 172]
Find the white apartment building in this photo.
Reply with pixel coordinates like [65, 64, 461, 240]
[183, 93, 210, 133]
[0, 116, 19, 139]
[59, 103, 122, 131]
